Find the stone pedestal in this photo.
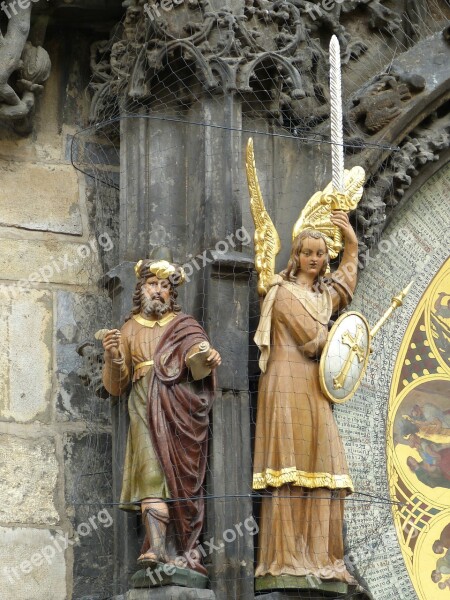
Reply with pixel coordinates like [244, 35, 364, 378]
[131, 565, 209, 589]
[255, 576, 349, 594]
[126, 587, 216, 600]
[255, 593, 369, 600]
[255, 578, 372, 599]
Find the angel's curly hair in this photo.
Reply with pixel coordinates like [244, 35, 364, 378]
[126, 260, 182, 321]
[282, 229, 329, 284]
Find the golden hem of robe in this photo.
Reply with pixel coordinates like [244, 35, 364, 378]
[253, 467, 354, 491]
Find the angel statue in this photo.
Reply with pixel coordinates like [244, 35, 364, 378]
[247, 135, 365, 587]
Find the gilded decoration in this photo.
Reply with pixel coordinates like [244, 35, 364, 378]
[388, 257, 450, 598]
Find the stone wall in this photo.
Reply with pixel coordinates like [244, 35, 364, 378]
[0, 26, 116, 600]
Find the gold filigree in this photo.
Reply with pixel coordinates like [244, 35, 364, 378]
[292, 166, 365, 259]
[388, 256, 450, 600]
[246, 138, 281, 296]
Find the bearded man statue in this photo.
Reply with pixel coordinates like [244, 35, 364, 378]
[102, 254, 221, 575]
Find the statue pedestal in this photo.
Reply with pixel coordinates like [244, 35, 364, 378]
[124, 585, 216, 600]
[128, 565, 215, 599]
[126, 587, 215, 599]
[255, 576, 372, 599]
[255, 594, 369, 600]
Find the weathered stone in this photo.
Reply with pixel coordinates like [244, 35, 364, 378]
[0, 7, 51, 134]
[56, 291, 111, 423]
[356, 109, 450, 262]
[0, 289, 52, 423]
[0, 435, 59, 525]
[64, 433, 114, 599]
[0, 527, 66, 600]
[126, 587, 215, 600]
[0, 238, 101, 286]
[0, 162, 82, 234]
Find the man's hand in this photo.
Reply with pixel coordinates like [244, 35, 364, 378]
[102, 329, 122, 360]
[330, 210, 358, 246]
[206, 348, 222, 369]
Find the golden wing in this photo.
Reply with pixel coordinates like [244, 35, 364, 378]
[246, 138, 281, 296]
[292, 165, 365, 259]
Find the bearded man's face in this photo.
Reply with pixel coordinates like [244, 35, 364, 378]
[140, 276, 172, 317]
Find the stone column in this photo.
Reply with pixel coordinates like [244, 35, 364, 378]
[89, 1, 315, 596]
[114, 93, 255, 598]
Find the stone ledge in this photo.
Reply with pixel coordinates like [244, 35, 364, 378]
[0, 238, 101, 287]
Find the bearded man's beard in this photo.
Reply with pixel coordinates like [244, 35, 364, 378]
[140, 292, 171, 318]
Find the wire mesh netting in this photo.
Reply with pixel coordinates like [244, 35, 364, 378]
[65, 1, 450, 598]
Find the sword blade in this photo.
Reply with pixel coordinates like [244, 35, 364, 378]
[329, 35, 345, 195]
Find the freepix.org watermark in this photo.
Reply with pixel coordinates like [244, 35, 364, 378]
[4, 508, 113, 585]
[173, 226, 252, 284]
[146, 516, 259, 584]
[143, 0, 185, 21]
[303, 0, 347, 21]
[0, 0, 48, 19]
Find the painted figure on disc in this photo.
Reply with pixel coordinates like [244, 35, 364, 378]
[101, 254, 221, 574]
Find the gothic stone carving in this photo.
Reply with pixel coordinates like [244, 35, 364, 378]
[348, 71, 426, 135]
[89, 1, 449, 268]
[0, 6, 51, 133]
[90, 0, 421, 125]
[355, 108, 450, 265]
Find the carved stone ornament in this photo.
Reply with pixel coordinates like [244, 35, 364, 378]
[0, 6, 51, 133]
[356, 108, 450, 264]
[348, 71, 426, 135]
[90, 0, 420, 124]
[77, 340, 109, 399]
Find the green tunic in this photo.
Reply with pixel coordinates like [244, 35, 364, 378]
[119, 369, 170, 511]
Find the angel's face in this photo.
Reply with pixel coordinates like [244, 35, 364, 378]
[298, 237, 328, 277]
